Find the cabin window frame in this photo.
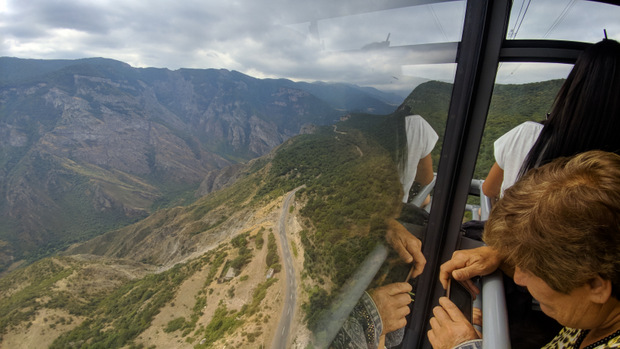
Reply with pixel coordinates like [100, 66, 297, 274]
[400, 0, 611, 348]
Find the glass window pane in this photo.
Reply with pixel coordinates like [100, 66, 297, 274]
[495, 62, 573, 85]
[464, 63, 572, 220]
[0, 1, 467, 348]
[474, 63, 570, 209]
[266, 1, 467, 348]
[282, 1, 465, 95]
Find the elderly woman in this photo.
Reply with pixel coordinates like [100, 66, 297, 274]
[429, 150, 620, 349]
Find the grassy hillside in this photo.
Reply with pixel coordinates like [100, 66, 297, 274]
[0, 225, 280, 348]
[234, 125, 403, 329]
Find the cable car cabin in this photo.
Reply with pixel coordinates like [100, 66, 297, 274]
[4, 1, 619, 349]
[282, 1, 620, 349]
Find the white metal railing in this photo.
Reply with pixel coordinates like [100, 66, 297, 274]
[461, 180, 511, 348]
[410, 174, 436, 212]
[481, 271, 511, 349]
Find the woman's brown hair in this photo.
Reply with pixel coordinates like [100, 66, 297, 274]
[484, 150, 620, 298]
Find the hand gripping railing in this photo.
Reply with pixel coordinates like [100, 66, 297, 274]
[411, 176, 510, 348]
[458, 236, 511, 349]
[462, 179, 509, 348]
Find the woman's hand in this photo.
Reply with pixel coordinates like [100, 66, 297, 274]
[428, 297, 480, 349]
[386, 219, 426, 278]
[439, 246, 502, 295]
[368, 282, 413, 334]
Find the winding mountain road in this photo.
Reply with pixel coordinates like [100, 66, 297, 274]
[271, 186, 303, 349]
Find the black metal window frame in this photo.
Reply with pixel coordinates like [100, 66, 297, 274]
[279, 0, 617, 347]
[399, 0, 615, 347]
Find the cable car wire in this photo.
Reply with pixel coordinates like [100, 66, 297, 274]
[429, 4, 448, 41]
[512, 0, 532, 39]
[508, 0, 527, 39]
[543, 0, 577, 38]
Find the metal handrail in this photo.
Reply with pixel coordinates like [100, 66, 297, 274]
[481, 271, 511, 349]
[462, 180, 509, 348]
[410, 174, 437, 210]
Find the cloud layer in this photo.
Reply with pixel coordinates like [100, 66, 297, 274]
[2, 0, 620, 95]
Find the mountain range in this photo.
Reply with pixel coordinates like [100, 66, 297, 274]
[0, 57, 402, 272]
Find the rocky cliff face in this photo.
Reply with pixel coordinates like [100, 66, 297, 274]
[0, 57, 400, 270]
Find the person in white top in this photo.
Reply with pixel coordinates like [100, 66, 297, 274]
[334, 113, 439, 349]
[430, 38, 620, 349]
[386, 113, 438, 277]
[481, 120, 543, 200]
[483, 39, 620, 203]
[400, 114, 439, 203]
[376, 114, 438, 347]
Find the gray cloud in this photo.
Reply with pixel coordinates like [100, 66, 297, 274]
[5, 0, 113, 35]
[2, 0, 619, 96]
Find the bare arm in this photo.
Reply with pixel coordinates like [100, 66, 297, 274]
[415, 153, 434, 186]
[481, 162, 503, 200]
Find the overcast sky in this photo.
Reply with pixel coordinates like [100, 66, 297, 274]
[2, 0, 619, 96]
